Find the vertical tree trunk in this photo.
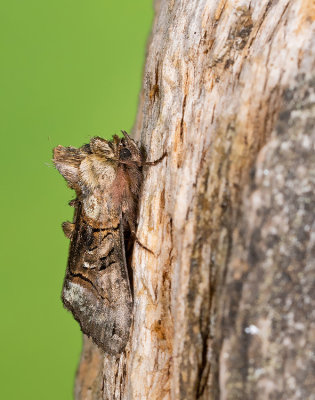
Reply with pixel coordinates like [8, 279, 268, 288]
[75, 1, 314, 399]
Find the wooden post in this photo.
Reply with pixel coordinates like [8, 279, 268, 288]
[75, 1, 315, 398]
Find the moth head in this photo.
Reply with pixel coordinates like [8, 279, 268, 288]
[118, 130, 142, 165]
[53, 132, 141, 195]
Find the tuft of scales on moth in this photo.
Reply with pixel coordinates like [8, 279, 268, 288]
[53, 131, 165, 355]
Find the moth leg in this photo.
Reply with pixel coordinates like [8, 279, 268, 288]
[141, 151, 167, 166]
[68, 199, 78, 207]
[62, 221, 75, 239]
[133, 234, 155, 255]
[126, 217, 155, 255]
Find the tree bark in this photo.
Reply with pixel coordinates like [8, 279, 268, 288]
[75, 1, 315, 399]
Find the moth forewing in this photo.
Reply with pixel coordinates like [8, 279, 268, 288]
[61, 215, 133, 355]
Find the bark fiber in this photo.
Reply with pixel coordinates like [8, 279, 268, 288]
[75, 1, 315, 399]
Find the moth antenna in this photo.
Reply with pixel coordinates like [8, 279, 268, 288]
[121, 130, 131, 140]
[112, 135, 120, 150]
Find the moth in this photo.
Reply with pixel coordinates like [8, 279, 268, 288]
[53, 131, 163, 355]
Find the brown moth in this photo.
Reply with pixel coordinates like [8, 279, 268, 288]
[53, 131, 162, 355]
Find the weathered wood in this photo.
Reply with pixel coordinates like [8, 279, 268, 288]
[75, 1, 315, 399]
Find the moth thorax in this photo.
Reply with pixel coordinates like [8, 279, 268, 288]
[82, 193, 120, 226]
[79, 156, 117, 191]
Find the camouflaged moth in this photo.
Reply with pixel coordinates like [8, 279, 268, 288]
[53, 131, 164, 355]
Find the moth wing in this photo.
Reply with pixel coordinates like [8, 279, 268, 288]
[62, 211, 133, 355]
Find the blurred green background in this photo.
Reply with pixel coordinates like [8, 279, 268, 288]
[0, 1, 152, 398]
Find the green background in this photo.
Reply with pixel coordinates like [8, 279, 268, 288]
[0, 1, 152, 398]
